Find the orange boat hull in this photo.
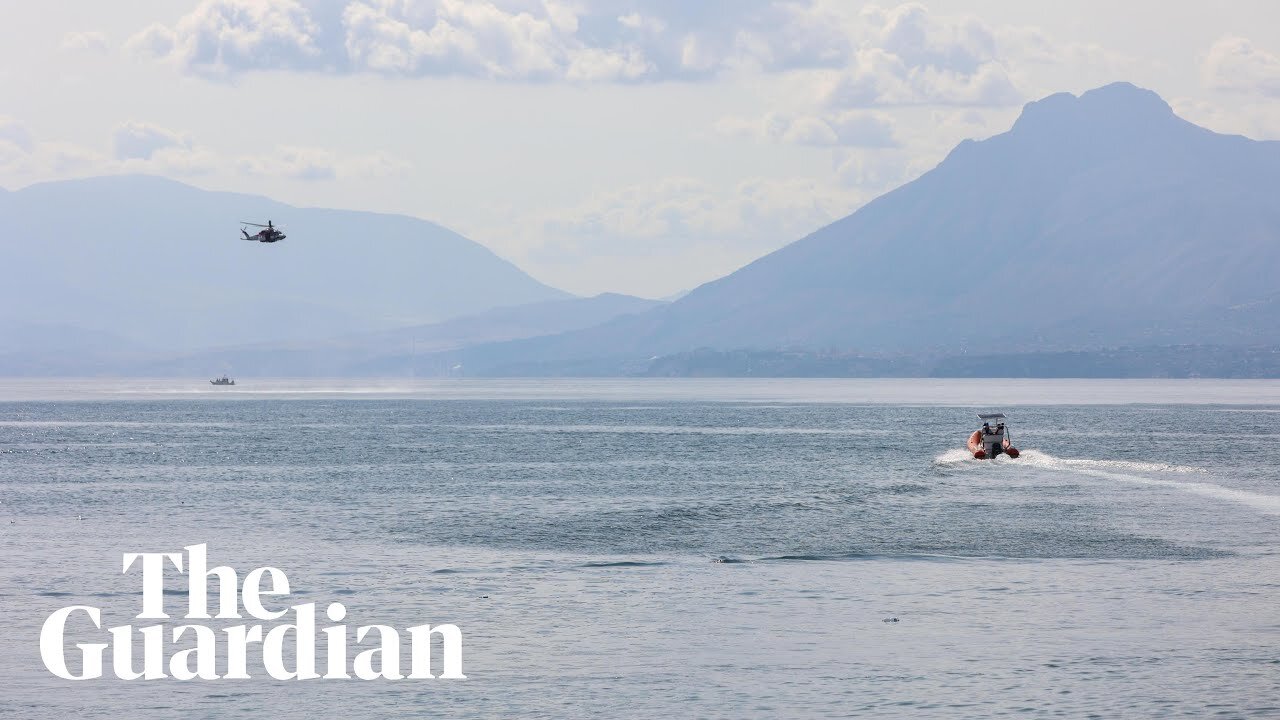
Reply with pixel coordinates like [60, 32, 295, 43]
[967, 431, 1017, 459]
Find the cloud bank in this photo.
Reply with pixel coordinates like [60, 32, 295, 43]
[123, 0, 1036, 105]
[0, 117, 407, 183]
[1204, 36, 1280, 98]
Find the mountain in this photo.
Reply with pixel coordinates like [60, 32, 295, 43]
[0, 175, 569, 351]
[347, 293, 663, 375]
[433, 82, 1280, 374]
[126, 292, 664, 377]
[0, 320, 155, 376]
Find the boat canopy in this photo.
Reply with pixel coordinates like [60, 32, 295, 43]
[976, 413, 1007, 420]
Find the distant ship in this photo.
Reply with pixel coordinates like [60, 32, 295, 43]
[210, 375, 235, 386]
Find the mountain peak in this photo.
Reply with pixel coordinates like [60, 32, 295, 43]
[498, 80, 1280, 365]
[1078, 81, 1171, 113]
[1010, 81, 1174, 138]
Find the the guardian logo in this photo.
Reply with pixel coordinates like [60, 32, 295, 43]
[39, 544, 465, 681]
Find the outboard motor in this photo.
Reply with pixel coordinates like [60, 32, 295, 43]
[981, 425, 1006, 457]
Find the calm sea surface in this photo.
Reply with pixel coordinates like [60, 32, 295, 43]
[1, 379, 1278, 718]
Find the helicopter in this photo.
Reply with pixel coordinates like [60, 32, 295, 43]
[241, 220, 286, 243]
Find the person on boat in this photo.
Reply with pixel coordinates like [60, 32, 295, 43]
[968, 423, 1014, 458]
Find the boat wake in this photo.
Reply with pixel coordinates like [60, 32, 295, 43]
[1019, 450, 1280, 515]
[934, 448, 980, 466]
[936, 447, 1280, 514]
[1015, 449, 1206, 475]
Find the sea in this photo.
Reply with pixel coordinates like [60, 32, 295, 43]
[1, 378, 1277, 718]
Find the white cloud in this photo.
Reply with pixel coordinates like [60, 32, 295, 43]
[113, 0, 1036, 94]
[750, 1, 853, 70]
[0, 139, 26, 171]
[490, 171, 872, 294]
[821, 47, 1020, 108]
[1172, 96, 1280, 141]
[60, 31, 110, 54]
[338, 0, 659, 82]
[131, 147, 221, 176]
[1203, 36, 1280, 98]
[0, 118, 108, 178]
[718, 110, 899, 147]
[565, 46, 651, 82]
[0, 115, 407, 183]
[542, 176, 720, 242]
[757, 3, 1020, 107]
[732, 176, 860, 239]
[833, 148, 921, 189]
[343, 0, 587, 80]
[828, 111, 899, 146]
[999, 25, 1125, 75]
[866, 3, 995, 75]
[235, 145, 411, 180]
[925, 107, 1005, 146]
[617, 12, 665, 35]
[42, 142, 109, 175]
[534, 175, 861, 255]
[0, 137, 108, 178]
[237, 145, 339, 180]
[0, 116, 34, 152]
[125, 23, 177, 59]
[779, 114, 840, 145]
[677, 33, 718, 74]
[343, 151, 414, 179]
[112, 121, 192, 161]
[125, 0, 324, 76]
[109, 121, 221, 176]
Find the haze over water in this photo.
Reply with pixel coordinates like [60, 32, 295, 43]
[1, 379, 1277, 718]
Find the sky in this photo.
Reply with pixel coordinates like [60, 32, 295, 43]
[3, 1, 1280, 298]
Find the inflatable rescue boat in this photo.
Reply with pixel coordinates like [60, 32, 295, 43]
[967, 413, 1019, 459]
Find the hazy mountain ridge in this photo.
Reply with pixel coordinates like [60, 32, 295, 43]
[0, 292, 663, 376]
[138, 292, 664, 377]
[2, 175, 569, 351]
[425, 82, 1280, 374]
[6, 83, 1280, 378]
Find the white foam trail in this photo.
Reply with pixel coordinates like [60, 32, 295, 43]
[934, 448, 976, 466]
[1018, 450, 1280, 515]
[1017, 449, 1206, 475]
[933, 448, 1027, 466]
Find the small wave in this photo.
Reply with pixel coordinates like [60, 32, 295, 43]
[450, 423, 890, 436]
[579, 560, 666, 568]
[106, 387, 426, 396]
[886, 483, 930, 495]
[714, 552, 970, 564]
